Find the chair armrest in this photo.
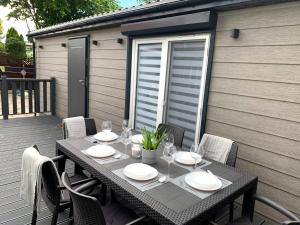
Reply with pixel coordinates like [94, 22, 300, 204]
[51, 155, 66, 162]
[208, 221, 220, 225]
[253, 194, 299, 221]
[75, 180, 99, 193]
[126, 216, 146, 225]
[71, 177, 96, 187]
[282, 221, 300, 225]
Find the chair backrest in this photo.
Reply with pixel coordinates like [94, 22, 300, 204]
[63, 118, 97, 139]
[62, 173, 106, 225]
[200, 133, 238, 167]
[158, 123, 185, 147]
[32, 145, 61, 212]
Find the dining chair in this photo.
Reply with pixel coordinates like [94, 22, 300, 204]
[199, 133, 239, 222]
[62, 118, 97, 139]
[62, 172, 147, 225]
[31, 145, 101, 225]
[158, 123, 185, 147]
[209, 194, 300, 225]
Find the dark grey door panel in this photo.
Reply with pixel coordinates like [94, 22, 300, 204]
[68, 37, 88, 117]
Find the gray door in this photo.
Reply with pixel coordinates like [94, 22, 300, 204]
[68, 37, 88, 117]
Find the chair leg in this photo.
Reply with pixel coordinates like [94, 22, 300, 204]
[51, 206, 59, 225]
[100, 184, 107, 205]
[229, 202, 234, 222]
[31, 208, 37, 225]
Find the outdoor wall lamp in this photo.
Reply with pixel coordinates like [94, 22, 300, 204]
[231, 29, 240, 39]
[38, 45, 43, 49]
[92, 40, 98, 46]
[117, 38, 123, 44]
[61, 43, 67, 47]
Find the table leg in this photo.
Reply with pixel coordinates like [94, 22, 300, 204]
[56, 145, 66, 176]
[242, 179, 258, 221]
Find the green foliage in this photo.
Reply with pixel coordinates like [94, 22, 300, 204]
[141, 127, 166, 150]
[5, 27, 26, 59]
[0, 42, 5, 51]
[0, 0, 120, 29]
[137, 0, 155, 3]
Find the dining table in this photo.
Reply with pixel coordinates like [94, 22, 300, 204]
[56, 135, 258, 225]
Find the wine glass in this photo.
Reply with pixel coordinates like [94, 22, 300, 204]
[102, 121, 112, 135]
[122, 130, 132, 156]
[163, 145, 177, 180]
[122, 120, 129, 132]
[164, 133, 174, 148]
[190, 143, 199, 170]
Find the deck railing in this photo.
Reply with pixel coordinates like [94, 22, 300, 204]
[0, 76, 56, 119]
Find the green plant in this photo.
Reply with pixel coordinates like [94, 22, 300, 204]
[141, 127, 166, 150]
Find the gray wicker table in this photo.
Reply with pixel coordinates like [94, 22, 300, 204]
[56, 138, 258, 225]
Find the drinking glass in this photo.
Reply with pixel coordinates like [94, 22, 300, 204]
[164, 133, 174, 148]
[163, 145, 177, 180]
[122, 120, 129, 132]
[102, 121, 112, 134]
[122, 130, 132, 156]
[190, 143, 199, 170]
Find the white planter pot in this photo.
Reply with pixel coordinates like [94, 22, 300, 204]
[141, 148, 157, 164]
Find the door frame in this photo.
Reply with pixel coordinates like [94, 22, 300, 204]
[67, 35, 90, 117]
[129, 33, 211, 145]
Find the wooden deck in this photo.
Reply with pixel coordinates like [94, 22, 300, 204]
[0, 116, 278, 225]
[0, 116, 71, 225]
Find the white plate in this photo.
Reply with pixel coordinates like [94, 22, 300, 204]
[130, 134, 143, 144]
[123, 163, 158, 181]
[185, 171, 222, 191]
[85, 145, 116, 158]
[174, 151, 202, 165]
[94, 132, 119, 142]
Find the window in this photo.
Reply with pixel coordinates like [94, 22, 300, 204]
[130, 34, 210, 149]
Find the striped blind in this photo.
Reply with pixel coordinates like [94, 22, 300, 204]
[134, 43, 162, 131]
[165, 41, 206, 149]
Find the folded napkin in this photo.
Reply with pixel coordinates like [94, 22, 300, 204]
[199, 133, 233, 164]
[20, 147, 61, 212]
[63, 116, 86, 138]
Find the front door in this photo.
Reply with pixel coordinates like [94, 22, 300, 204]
[68, 37, 89, 117]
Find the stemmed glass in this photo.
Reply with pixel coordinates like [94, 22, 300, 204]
[190, 143, 199, 170]
[102, 121, 112, 135]
[122, 120, 130, 133]
[121, 130, 132, 156]
[164, 133, 174, 148]
[163, 145, 177, 181]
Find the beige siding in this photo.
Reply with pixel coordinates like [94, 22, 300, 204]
[35, 27, 126, 129]
[208, 1, 300, 222]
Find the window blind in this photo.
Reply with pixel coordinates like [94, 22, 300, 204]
[134, 43, 162, 131]
[165, 41, 206, 149]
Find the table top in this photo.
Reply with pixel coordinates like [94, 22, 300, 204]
[56, 137, 257, 225]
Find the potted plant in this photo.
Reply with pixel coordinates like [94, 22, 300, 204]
[141, 127, 166, 164]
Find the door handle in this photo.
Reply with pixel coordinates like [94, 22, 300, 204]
[78, 79, 85, 86]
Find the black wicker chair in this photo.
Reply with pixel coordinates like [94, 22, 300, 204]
[62, 172, 146, 225]
[158, 123, 185, 147]
[210, 194, 300, 225]
[31, 145, 98, 225]
[62, 118, 97, 139]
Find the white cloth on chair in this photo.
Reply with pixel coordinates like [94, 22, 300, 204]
[199, 133, 233, 164]
[63, 116, 86, 138]
[20, 147, 60, 212]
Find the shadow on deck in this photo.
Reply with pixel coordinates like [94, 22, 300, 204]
[0, 116, 71, 225]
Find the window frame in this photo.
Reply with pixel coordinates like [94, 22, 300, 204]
[129, 33, 211, 144]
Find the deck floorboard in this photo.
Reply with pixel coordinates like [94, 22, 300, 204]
[0, 116, 70, 225]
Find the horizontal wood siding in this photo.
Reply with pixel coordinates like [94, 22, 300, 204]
[35, 27, 127, 128]
[208, 1, 300, 222]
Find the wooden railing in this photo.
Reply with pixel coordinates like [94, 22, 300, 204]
[0, 76, 55, 119]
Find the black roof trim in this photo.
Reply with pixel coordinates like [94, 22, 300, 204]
[28, 0, 295, 38]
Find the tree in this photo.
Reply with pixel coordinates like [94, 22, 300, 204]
[5, 27, 26, 59]
[0, 0, 120, 29]
[137, 0, 155, 3]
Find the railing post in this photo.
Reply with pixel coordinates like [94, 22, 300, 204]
[1, 76, 9, 119]
[50, 77, 56, 116]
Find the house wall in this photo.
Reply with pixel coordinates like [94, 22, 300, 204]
[35, 27, 127, 129]
[206, 1, 300, 222]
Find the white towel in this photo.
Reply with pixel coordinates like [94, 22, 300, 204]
[63, 116, 86, 138]
[20, 147, 61, 212]
[199, 133, 233, 164]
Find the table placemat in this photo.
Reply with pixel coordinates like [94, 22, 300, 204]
[113, 168, 166, 192]
[171, 172, 232, 199]
[172, 158, 211, 171]
[81, 149, 129, 165]
[85, 135, 122, 145]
